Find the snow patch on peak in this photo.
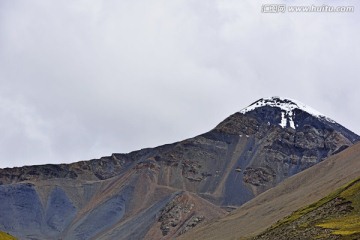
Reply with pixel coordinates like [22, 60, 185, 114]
[239, 96, 335, 129]
[280, 112, 287, 128]
[240, 97, 320, 116]
[288, 111, 295, 129]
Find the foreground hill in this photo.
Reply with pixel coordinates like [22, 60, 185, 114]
[180, 142, 360, 240]
[0, 97, 358, 239]
[254, 176, 360, 239]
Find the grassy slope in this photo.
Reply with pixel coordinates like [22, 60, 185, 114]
[0, 231, 17, 240]
[317, 177, 360, 237]
[254, 177, 360, 239]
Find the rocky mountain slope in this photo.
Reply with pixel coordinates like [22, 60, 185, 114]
[0, 97, 358, 239]
[180, 142, 360, 240]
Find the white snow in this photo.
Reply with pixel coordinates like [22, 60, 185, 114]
[288, 111, 295, 129]
[289, 117, 295, 129]
[280, 112, 287, 128]
[239, 96, 335, 129]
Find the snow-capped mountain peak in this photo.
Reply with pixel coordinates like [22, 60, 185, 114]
[239, 96, 335, 129]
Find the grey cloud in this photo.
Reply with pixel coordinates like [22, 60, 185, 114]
[0, 0, 359, 167]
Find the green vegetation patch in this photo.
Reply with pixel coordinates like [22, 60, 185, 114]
[315, 178, 360, 237]
[317, 215, 360, 235]
[0, 231, 17, 240]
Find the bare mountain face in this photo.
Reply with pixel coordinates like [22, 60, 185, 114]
[0, 97, 358, 239]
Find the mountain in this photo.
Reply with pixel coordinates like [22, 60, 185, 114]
[0, 97, 358, 239]
[179, 142, 360, 240]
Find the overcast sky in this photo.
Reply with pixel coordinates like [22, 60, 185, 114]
[0, 0, 359, 168]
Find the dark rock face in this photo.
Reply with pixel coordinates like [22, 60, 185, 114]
[70, 192, 129, 239]
[243, 167, 276, 186]
[214, 106, 358, 191]
[0, 153, 134, 185]
[44, 187, 77, 234]
[0, 184, 43, 234]
[158, 193, 195, 236]
[0, 97, 358, 239]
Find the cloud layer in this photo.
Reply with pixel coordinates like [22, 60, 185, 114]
[0, 0, 359, 167]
